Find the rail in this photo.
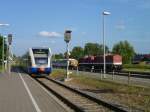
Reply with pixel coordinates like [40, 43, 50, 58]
[33, 76, 128, 112]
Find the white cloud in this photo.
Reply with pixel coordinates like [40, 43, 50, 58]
[64, 26, 77, 32]
[50, 40, 56, 44]
[115, 20, 126, 30]
[116, 24, 125, 30]
[38, 31, 62, 38]
[81, 32, 87, 35]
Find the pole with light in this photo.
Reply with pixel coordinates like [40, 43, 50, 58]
[7, 34, 12, 74]
[64, 30, 72, 81]
[102, 11, 110, 78]
[0, 23, 10, 72]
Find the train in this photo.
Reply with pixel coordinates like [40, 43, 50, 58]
[52, 54, 122, 72]
[78, 54, 122, 71]
[52, 58, 78, 69]
[22, 47, 52, 76]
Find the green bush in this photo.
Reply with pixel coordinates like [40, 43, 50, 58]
[0, 65, 2, 72]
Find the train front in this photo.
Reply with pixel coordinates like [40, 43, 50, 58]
[29, 48, 52, 76]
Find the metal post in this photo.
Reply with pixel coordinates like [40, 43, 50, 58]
[2, 37, 4, 72]
[76, 66, 79, 75]
[7, 34, 12, 74]
[66, 43, 69, 80]
[91, 66, 94, 72]
[128, 72, 130, 85]
[5, 40, 8, 71]
[100, 69, 103, 80]
[8, 45, 11, 74]
[112, 70, 114, 80]
[64, 30, 72, 81]
[102, 11, 110, 78]
[103, 14, 106, 78]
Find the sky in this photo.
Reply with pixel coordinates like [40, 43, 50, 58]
[0, 0, 150, 56]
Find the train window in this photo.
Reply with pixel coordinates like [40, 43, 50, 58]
[35, 57, 48, 65]
[32, 49, 49, 57]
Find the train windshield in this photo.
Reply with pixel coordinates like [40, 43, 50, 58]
[35, 57, 48, 65]
[32, 48, 49, 57]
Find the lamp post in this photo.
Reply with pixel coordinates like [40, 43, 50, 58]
[102, 11, 110, 78]
[64, 30, 72, 81]
[0, 23, 10, 72]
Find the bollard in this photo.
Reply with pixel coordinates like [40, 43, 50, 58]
[76, 66, 79, 75]
[91, 66, 94, 72]
[112, 70, 114, 80]
[100, 69, 103, 80]
[128, 72, 130, 85]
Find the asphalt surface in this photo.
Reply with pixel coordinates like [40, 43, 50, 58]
[0, 71, 70, 112]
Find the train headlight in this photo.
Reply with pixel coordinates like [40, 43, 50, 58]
[38, 68, 45, 72]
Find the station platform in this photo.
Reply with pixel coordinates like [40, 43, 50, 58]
[0, 71, 70, 112]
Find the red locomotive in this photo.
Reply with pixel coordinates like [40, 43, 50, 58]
[78, 54, 122, 72]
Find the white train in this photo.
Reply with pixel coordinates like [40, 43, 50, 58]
[27, 47, 52, 76]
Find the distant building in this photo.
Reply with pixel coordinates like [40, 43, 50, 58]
[132, 54, 150, 64]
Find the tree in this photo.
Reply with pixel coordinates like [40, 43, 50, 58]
[0, 36, 3, 61]
[22, 52, 28, 59]
[0, 35, 7, 64]
[70, 46, 84, 60]
[84, 43, 109, 56]
[99, 44, 109, 55]
[52, 53, 64, 59]
[112, 40, 135, 64]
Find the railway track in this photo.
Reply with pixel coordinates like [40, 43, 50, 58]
[76, 68, 150, 79]
[113, 71, 150, 79]
[54, 67, 150, 79]
[33, 76, 128, 112]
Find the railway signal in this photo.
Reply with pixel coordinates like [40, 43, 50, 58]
[64, 30, 72, 81]
[8, 34, 12, 45]
[7, 34, 13, 74]
[64, 30, 72, 43]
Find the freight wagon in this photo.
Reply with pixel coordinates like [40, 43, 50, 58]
[52, 58, 78, 69]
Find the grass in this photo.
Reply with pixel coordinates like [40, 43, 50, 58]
[123, 68, 150, 73]
[123, 64, 150, 73]
[51, 69, 66, 79]
[0, 65, 2, 72]
[50, 69, 150, 111]
[50, 69, 150, 94]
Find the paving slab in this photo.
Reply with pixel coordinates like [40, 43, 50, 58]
[0, 72, 70, 112]
[0, 72, 36, 112]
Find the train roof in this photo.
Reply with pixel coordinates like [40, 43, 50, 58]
[31, 47, 50, 49]
[82, 54, 121, 58]
[53, 58, 77, 61]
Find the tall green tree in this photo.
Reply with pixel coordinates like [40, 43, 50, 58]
[84, 43, 109, 56]
[99, 44, 109, 55]
[52, 53, 64, 59]
[0, 36, 3, 61]
[70, 46, 84, 59]
[0, 35, 7, 64]
[112, 40, 135, 64]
